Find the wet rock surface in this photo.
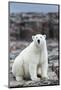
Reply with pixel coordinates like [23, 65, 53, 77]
[9, 39, 59, 88]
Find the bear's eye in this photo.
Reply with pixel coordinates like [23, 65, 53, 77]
[40, 37, 42, 38]
[36, 37, 38, 39]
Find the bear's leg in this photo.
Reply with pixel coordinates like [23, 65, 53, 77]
[29, 64, 40, 81]
[16, 76, 23, 81]
[41, 62, 48, 79]
[37, 66, 41, 77]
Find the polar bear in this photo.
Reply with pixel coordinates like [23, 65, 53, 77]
[12, 34, 48, 81]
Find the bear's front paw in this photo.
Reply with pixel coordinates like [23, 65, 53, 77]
[31, 77, 40, 81]
[41, 76, 49, 80]
[16, 76, 23, 81]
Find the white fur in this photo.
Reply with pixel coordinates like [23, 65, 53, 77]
[12, 34, 48, 81]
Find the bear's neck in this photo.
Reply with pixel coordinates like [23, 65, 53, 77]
[31, 42, 46, 53]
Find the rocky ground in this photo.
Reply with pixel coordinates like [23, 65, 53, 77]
[9, 39, 59, 88]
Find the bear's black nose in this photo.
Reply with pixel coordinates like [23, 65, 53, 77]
[37, 39, 40, 44]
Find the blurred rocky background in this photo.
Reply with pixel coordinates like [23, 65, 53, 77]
[9, 12, 59, 88]
[9, 12, 59, 41]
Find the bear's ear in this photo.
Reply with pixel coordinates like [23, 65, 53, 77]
[32, 35, 35, 40]
[43, 35, 46, 39]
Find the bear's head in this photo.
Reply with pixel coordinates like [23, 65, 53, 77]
[32, 34, 46, 48]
